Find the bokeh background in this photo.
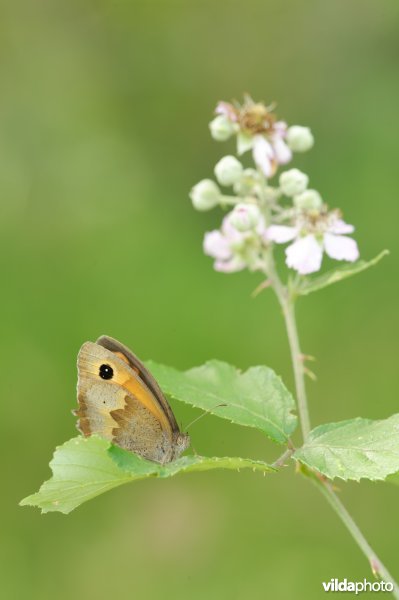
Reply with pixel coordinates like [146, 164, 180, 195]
[2, 1, 399, 598]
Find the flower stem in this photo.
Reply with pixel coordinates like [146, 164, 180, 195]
[274, 285, 399, 595]
[272, 444, 295, 469]
[264, 251, 311, 440]
[280, 297, 311, 440]
[315, 478, 399, 596]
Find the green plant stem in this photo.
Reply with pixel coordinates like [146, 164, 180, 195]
[315, 478, 399, 596]
[264, 252, 311, 440]
[272, 445, 295, 469]
[280, 297, 311, 440]
[257, 153, 397, 593]
[272, 279, 399, 595]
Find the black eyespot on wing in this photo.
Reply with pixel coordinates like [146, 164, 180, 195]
[99, 363, 114, 380]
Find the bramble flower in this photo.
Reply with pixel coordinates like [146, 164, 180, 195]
[267, 210, 359, 275]
[211, 96, 313, 178]
[194, 95, 361, 281]
[204, 212, 267, 273]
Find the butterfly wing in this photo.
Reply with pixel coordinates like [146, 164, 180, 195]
[96, 335, 181, 433]
[76, 341, 177, 463]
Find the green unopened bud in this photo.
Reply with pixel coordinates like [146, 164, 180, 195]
[214, 155, 243, 186]
[233, 168, 260, 196]
[286, 126, 314, 152]
[279, 168, 309, 197]
[190, 179, 221, 211]
[294, 189, 322, 210]
[229, 203, 261, 232]
[209, 115, 236, 141]
[263, 186, 281, 202]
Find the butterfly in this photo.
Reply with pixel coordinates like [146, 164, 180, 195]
[74, 335, 190, 464]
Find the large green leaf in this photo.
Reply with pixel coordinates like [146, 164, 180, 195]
[147, 360, 297, 444]
[294, 414, 399, 481]
[387, 472, 399, 486]
[296, 250, 388, 296]
[20, 436, 275, 514]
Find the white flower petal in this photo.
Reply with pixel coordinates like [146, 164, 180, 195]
[285, 235, 323, 274]
[272, 136, 292, 165]
[328, 218, 355, 235]
[252, 135, 274, 176]
[324, 233, 359, 262]
[203, 230, 231, 260]
[266, 225, 298, 244]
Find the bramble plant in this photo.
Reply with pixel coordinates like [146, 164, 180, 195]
[21, 96, 397, 596]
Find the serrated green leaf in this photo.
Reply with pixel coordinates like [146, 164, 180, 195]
[294, 414, 399, 481]
[387, 472, 399, 486]
[109, 445, 274, 477]
[20, 436, 275, 514]
[146, 360, 297, 444]
[297, 250, 388, 296]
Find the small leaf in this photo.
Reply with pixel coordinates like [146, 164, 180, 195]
[297, 250, 388, 296]
[294, 414, 399, 481]
[147, 360, 297, 444]
[20, 436, 275, 514]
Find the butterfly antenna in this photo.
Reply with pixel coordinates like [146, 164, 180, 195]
[184, 403, 227, 431]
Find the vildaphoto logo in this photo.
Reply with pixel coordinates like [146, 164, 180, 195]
[322, 579, 394, 594]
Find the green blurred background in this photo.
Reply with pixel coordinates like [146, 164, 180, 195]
[2, 1, 398, 598]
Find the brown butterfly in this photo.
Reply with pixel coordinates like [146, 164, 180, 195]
[74, 335, 190, 464]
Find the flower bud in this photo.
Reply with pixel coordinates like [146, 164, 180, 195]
[209, 115, 236, 141]
[190, 179, 221, 211]
[279, 168, 309, 197]
[233, 168, 260, 195]
[229, 203, 261, 232]
[214, 155, 243, 186]
[286, 126, 314, 152]
[294, 189, 322, 210]
[263, 186, 281, 202]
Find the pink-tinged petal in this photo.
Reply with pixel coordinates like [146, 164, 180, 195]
[285, 235, 323, 274]
[272, 136, 292, 165]
[324, 233, 359, 262]
[266, 225, 298, 244]
[215, 101, 237, 121]
[273, 121, 288, 136]
[252, 135, 274, 177]
[215, 257, 246, 273]
[203, 230, 231, 260]
[328, 218, 355, 235]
